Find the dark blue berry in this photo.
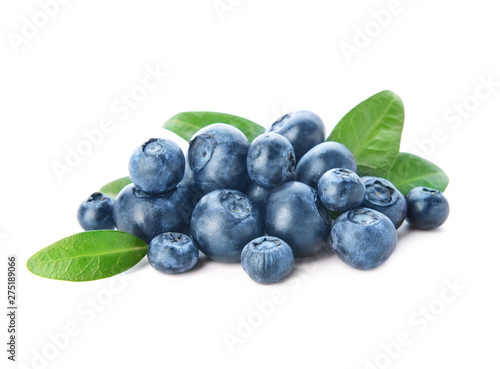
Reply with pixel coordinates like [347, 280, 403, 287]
[360, 177, 407, 229]
[77, 192, 115, 231]
[266, 181, 331, 258]
[190, 189, 264, 263]
[241, 236, 294, 284]
[113, 184, 195, 244]
[405, 187, 449, 230]
[129, 138, 185, 195]
[318, 168, 365, 213]
[188, 124, 250, 195]
[148, 232, 199, 274]
[268, 110, 325, 160]
[247, 133, 295, 189]
[331, 208, 397, 270]
[296, 141, 357, 190]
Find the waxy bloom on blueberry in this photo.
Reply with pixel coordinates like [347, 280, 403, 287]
[148, 232, 199, 274]
[268, 110, 326, 160]
[296, 141, 357, 189]
[266, 181, 331, 258]
[405, 187, 449, 230]
[190, 189, 264, 263]
[318, 168, 365, 213]
[361, 177, 407, 229]
[241, 236, 294, 284]
[77, 192, 115, 231]
[247, 132, 295, 189]
[331, 208, 397, 270]
[129, 138, 185, 195]
[188, 123, 250, 195]
[113, 183, 195, 244]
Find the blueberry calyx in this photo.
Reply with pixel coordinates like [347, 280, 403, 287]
[422, 187, 439, 194]
[88, 192, 106, 202]
[142, 138, 166, 155]
[166, 232, 183, 243]
[334, 168, 354, 178]
[220, 191, 251, 219]
[348, 208, 381, 225]
[190, 134, 215, 172]
[131, 186, 152, 199]
[251, 237, 281, 251]
[365, 180, 397, 207]
[270, 113, 292, 130]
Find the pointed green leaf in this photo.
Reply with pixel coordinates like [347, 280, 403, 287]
[385, 152, 449, 195]
[27, 231, 148, 282]
[100, 176, 132, 199]
[327, 90, 404, 177]
[163, 111, 265, 142]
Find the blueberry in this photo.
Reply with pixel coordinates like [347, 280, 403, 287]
[179, 153, 204, 204]
[129, 138, 185, 195]
[360, 177, 407, 229]
[268, 110, 325, 160]
[266, 181, 331, 258]
[318, 169, 365, 213]
[247, 133, 296, 189]
[148, 232, 199, 274]
[244, 181, 271, 215]
[190, 189, 264, 263]
[331, 208, 397, 270]
[113, 183, 195, 244]
[405, 187, 449, 230]
[296, 142, 357, 189]
[77, 192, 115, 231]
[188, 123, 250, 195]
[241, 236, 294, 284]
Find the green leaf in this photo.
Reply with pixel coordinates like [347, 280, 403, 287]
[163, 111, 266, 142]
[99, 177, 132, 199]
[385, 152, 449, 195]
[327, 90, 404, 177]
[27, 231, 148, 282]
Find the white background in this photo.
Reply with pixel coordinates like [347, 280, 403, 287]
[1, 1, 499, 368]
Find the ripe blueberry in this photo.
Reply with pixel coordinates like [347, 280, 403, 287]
[113, 183, 195, 244]
[148, 232, 199, 274]
[360, 177, 407, 229]
[331, 208, 397, 270]
[247, 133, 295, 189]
[77, 192, 115, 231]
[188, 123, 250, 195]
[266, 181, 331, 258]
[405, 187, 449, 230]
[129, 138, 185, 195]
[268, 110, 326, 160]
[190, 190, 264, 263]
[318, 168, 365, 213]
[241, 236, 294, 284]
[296, 141, 357, 189]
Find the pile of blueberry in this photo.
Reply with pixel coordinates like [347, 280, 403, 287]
[77, 111, 450, 284]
